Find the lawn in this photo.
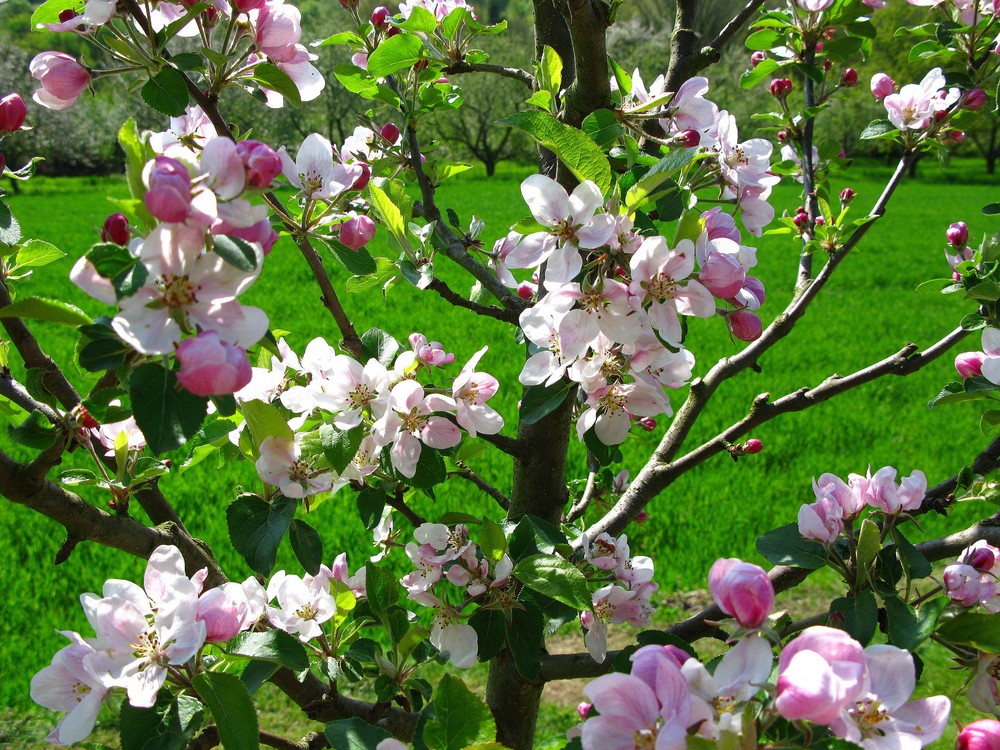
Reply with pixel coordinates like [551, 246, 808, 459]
[0, 156, 997, 746]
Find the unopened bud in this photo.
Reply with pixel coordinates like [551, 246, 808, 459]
[964, 88, 987, 111]
[947, 221, 969, 247]
[101, 213, 130, 246]
[380, 122, 400, 143]
[742, 438, 763, 454]
[823, 59, 833, 71]
[638, 416, 657, 431]
[516, 282, 535, 301]
[729, 310, 763, 341]
[339, 0, 358, 9]
[0, 94, 27, 136]
[793, 211, 810, 230]
[839, 187, 856, 204]
[0, 153, 5, 174]
[58, 8, 78, 21]
[814, 216, 825, 226]
[577, 702, 591, 720]
[413, 58, 429, 72]
[371, 5, 390, 27]
[955, 352, 985, 379]
[946, 129, 966, 144]
[965, 546, 997, 572]
[386, 25, 401, 37]
[352, 161, 371, 191]
[870, 72, 895, 100]
[750, 51, 767, 68]
[677, 129, 700, 147]
[769, 78, 792, 99]
[841, 68, 858, 87]
[635, 510, 650, 523]
[776, 129, 790, 142]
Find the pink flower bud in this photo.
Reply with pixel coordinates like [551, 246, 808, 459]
[945, 129, 966, 144]
[776, 129, 790, 142]
[29, 52, 90, 111]
[233, 0, 266, 12]
[769, 78, 792, 98]
[176, 331, 253, 397]
[948, 221, 969, 247]
[101, 213, 130, 246]
[380, 122, 400, 143]
[839, 187, 856, 204]
[635, 510, 650, 523]
[729, 310, 763, 342]
[144, 156, 192, 223]
[743, 438, 763, 454]
[677, 129, 700, 147]
[963, 544, 998, 572]
[352, 52, 369, 70]
[964, 88, 988, 111]
[236, 139, 281, 189]
[385, 25, 401, 37]
[700, 252, 746, 299]
[408, 332, 455, 366]
[0, 94, 27, 136]
[750, 51, 767, 67]
[958, 721, 1000, 750]
[776, 627, 866, 725]
[638, 416, 657, 431]
[352, 161, 371, 191]
[576, 702, 591, 720]
[58, 8, 78, 21]
[814, 216, 825, 226]
[516, 282, 535, 300]
[708, 558, 774, 628]
[197, 588, 243, 643]
[870, 72, 895, 100]
[372, 5, 390, 27]
[340, 0, 359, 9]
[743, 276, 766, 306]
[955, 351, 985, 379]
[793, 211, 810, 230]
[218, 220, 279, 256]
[339, 213, 376, 250]
[841, 68, 858, 87]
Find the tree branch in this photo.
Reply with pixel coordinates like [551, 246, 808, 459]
[453, 461, 511, 511]
[426, 278, 520, 324]
[441, 61, 535, 89]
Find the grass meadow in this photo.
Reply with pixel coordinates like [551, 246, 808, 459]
[1, 157, 998, 746]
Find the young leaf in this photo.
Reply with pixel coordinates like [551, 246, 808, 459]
[226, 494, 296, 576]
[423, 675, 496, 750]
[141, 68, 190, 117]
[367, 34, 425, 78]
[512, 553, 592, 611]
[0, 296, 92, 327]
[251, 62, 302, 108]
[756, 524, 829, 569]
[213, 235, 258, 272]
[120, 692, 203, 750]
[14, 240, 64, 269]
[129, 363, 208, 455]
[191, 672, 259, 750]
[324, 718, 393, 750]
[226, 630, 310, 671]
[320, 424, 363, 473]
[519, 381, 573, 426]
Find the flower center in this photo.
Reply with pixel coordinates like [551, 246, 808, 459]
[401, 408, 428, 434]
[295, 603, 319, 620]
[645, 274, 677, 302]
[349, 383, 374, 409]
[132, 629, 167, 665]
[598, 387, 627, 415]
[299, 171, 324, 195]
[71, 682, 91, 703]
[849, 698, 890, 735]
[156, 274, 199, 308]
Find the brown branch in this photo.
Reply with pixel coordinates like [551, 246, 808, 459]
[387, 486, 427, 527]
[426, 278, 520, 324]
[553, 0, 612, 131]
[453, 461, 511, 511]
[441, 60, 535, 89]
[0, 371, 60, 423]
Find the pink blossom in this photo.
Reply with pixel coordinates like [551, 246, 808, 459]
[265, 571, 337, 641]
[408, 332, 456, 366]
[969, 656, 1000, 717]
[176, 331, 252, 397]
[776, 626, 867, 725]
[30, 52, 90, 110]
[143, 155, 193, 223]
[798, 493, 844, 543]
[372, 380, 460, 478]
[236, 140, 282, 188]
[30, 632, 108, 745]
[871, 73, 896, 100]
[201, 137, 246, 200]
[884, 68, 956, 130]
[0, 93, 27, 135]
[256, 435, 337, 498]
[577, 381, 668, 445]
[339, 213, 376, 249]
[699, 251, 746, 299]
[218, 219, 279, 255]
[797, 0, 834, 9]
[101, 213, 130, 246]
[957, 352, 986, 378]
[278, 133, 362, 201]
[958, 720, 1000, 750]
[980, 329, 1000, 385]
[708, 558, 774, 628]
[728, 310, 762, 341]
[452, 346, 503, 437]
[255, 0, 302, 58]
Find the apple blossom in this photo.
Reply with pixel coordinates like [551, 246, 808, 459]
[29, 52, 90, 110]
[408, 332, 455, 366]
[339, 213, 376, 249]
[798, 492, 845, 543]
[143, 155, 194, 223]
[957, 351, 986, 378]
[452, 346, 503, 437]
[708, 557, 774, 628]
[176, 331, 253, 397]
[0, 93, 27, 136]
[776, 626, 867, 725]
[278, 133, 363, 202]
[958, 720, 1000, 750]
[728, 310, 763, 341]
[256, 435, 339, 498]
[266, 570, 337, 641]
[969, 655, 1000, 716]
[30, 632, 108, 745]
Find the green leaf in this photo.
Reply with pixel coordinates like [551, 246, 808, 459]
[226, 630, 310, 671]
[829, 591, 877, 645]
[498, 111, 612, 193]
[367, 34, 426, 77]
[213, 235, 258, 272]
[251, 62, 302, 108]
[0, 201, 20, 246]
[347, 257, 397, 294]
[740, 58, 780, 89]
[226, 494, 296, 576]
[398, 5, 437, 31]
[468, 608, 507, 662]
[9, 409, 57, 450]
[120, 692, 203, 750]
[317, 30, 366, 46]
[928, 380, 995, 408]
[30, 0, 82, 28]
[320, 423, 363, 473]
[191, 672, 259, 750]
[241, 399, 294, 453]
[289, 518, 324, 575]
[983, 202, 1000, 216]
[583, 428, 622, 467]
[512, 554, 591, 611]
[406, 446, 447, 489]
[365, 561, 400, 617]
[508, 601, 544, 681]
[321, 238, 378, 275]
[519, 381, 573, 426]
[141, 68, 190, 117]
[884, 595, 948, 651]
[324, 718, 392, 749]
[756, 523, 829, 569]
[357, 487, 387, 530]
[745, 28, 784, 50]
[129, 363, 208, 455]
[856, 518, 881, 569]
[582, 109, 625, 146]
[537, 44, 562, 98]
[860, 119, 898, 140]
[937, 611, 1000, 651]
[0, 296, 92, 327]
[79, 327, 132, 372]
[14, 240, 64, 269]
[240, 660, 278, 697]
[360, 328, 401, 367]
[479, 518, 506, 564]
[170, 52, 203, 71]
[423, 675, 496, 750]
[891, 529, 932, 580]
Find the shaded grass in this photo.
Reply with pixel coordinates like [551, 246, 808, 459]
[0, 159, 996, 744]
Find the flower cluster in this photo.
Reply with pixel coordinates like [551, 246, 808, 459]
[798, 466, 927, 543]
[578, 532, 657, 662]
[400, 522, 512, 667]
[30, 0, 324, 112]
[31, 546, 367, 744]
[241, 332, 502, 496]
[944, 540, 1000, 611]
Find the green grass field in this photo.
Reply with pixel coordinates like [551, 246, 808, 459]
[1, 158, 998, 746]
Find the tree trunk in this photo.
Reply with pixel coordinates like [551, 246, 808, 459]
[485, 158, 497, 177]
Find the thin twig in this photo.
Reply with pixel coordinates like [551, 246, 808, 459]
[387, 487, 427, 527]
[426, 278, 520, 324]
[454, 461, 511, 511]
[441, 60, 535, 89]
